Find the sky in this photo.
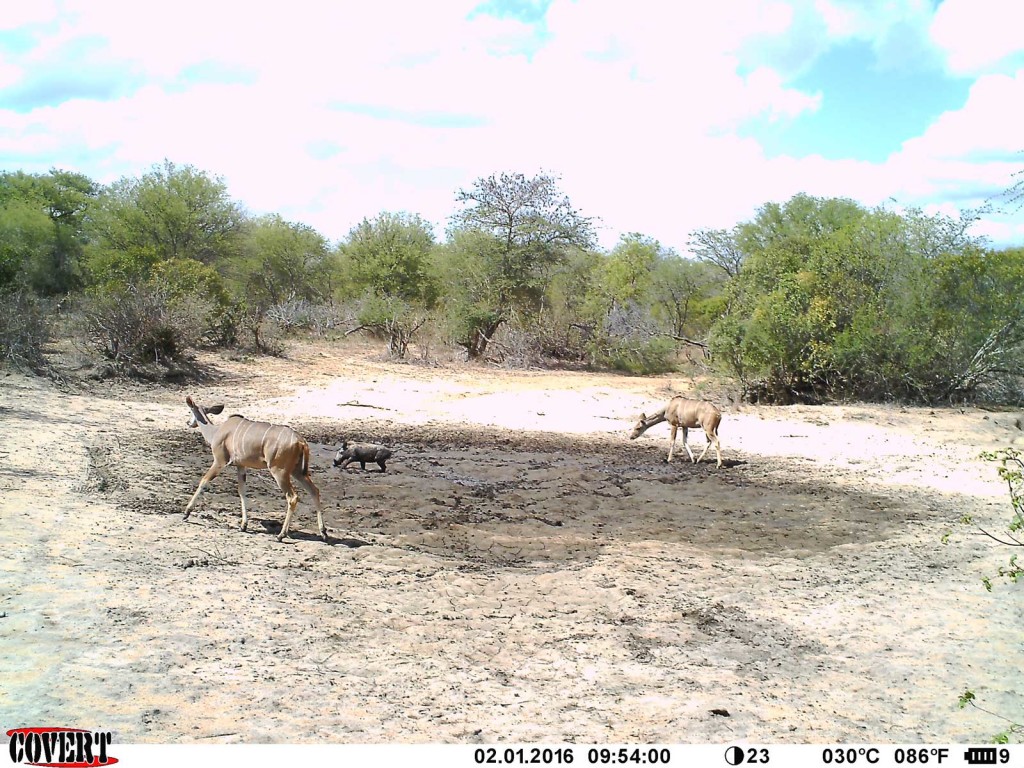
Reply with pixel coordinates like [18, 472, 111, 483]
[1, 0, 1023, 253]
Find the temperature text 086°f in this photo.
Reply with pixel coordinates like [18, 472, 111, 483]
[894, 748, 950, 764]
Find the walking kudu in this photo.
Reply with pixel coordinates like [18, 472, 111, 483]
[183, 396, 328, 542]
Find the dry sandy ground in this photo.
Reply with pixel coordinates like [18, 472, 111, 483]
[1, 340, 1022, 744]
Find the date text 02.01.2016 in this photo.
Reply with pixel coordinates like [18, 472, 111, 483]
[473, 747, 674, 765]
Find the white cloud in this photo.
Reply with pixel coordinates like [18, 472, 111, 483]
[810, 0, 932, 44]
[898, 70, 1024, 161]
[972, 216, 1024, 244]
[0, 1, 58, 32]
[813, 0, 856, 37]
[0, 0, 1021, 252]
[930, 0, 1024, 75]
[885, 69, 1024, 219]
[0, 55, 22, 90]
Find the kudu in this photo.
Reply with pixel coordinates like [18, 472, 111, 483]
[629, 396, 723, 467]
[183, 396, 327, 542]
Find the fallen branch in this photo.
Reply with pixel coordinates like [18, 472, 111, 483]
[339, 401, 391, 411]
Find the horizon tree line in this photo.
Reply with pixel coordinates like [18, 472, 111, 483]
[1, 160, 1022, 404]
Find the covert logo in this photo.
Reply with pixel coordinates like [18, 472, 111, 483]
[7, 728, 117, 767]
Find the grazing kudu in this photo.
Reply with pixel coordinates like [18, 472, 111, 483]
[630, 396, 723, 467]
[183, 396, 327, 542]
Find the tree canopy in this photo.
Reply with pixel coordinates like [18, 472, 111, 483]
[710, 195, 1024, 403]
[446, 171, 596, 357]
[1, 159, 1021, 402]
[87, 160, 244, 283]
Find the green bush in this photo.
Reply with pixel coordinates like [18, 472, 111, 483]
[710, 196, 1024, 403]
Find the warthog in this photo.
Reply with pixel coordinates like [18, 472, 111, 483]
[333, 441, 392, 472]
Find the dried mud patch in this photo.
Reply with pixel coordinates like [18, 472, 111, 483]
[95, 421, 925, 571]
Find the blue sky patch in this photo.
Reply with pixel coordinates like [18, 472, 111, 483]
[175, 61, 258, 90]
[743, 40, 971, 162]
[0, 33, 146, 112]
[469, 0, 553, 24]
[0, 28, 43, 56]
[306, 140, 345, 161]
[2, 72, 143, 112]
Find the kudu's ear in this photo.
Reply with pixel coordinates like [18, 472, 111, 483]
[639, 412, 646, 420]
[186, 396, 210, 425]
[207, 404, 225, 415]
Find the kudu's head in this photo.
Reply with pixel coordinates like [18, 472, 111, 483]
[185, 396, 225, 429]
[629, 413, 649, 440]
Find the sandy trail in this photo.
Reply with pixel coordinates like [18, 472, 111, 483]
[1, 341, 1022, 743]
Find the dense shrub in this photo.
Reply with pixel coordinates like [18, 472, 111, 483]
[0, 289, 53, 370]
[265, 297, 345, 336]
[710, 197, 1024, 404]
[79, 281, 213, 370]
[595, 335, 678, 375]
[354, 292, 428, 359]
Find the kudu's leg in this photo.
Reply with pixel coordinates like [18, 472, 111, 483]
[184, 461, 225, 520]
[667, 425, 678, 462]
[271, 466, 300, 542]
[695, 428, 722, 467]
[293, 470, 327, 542]
[682, 426, 697, 463]
[237, 467, 249, 531]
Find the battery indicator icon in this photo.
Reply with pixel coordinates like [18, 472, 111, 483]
[964, 747, 998, 765]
